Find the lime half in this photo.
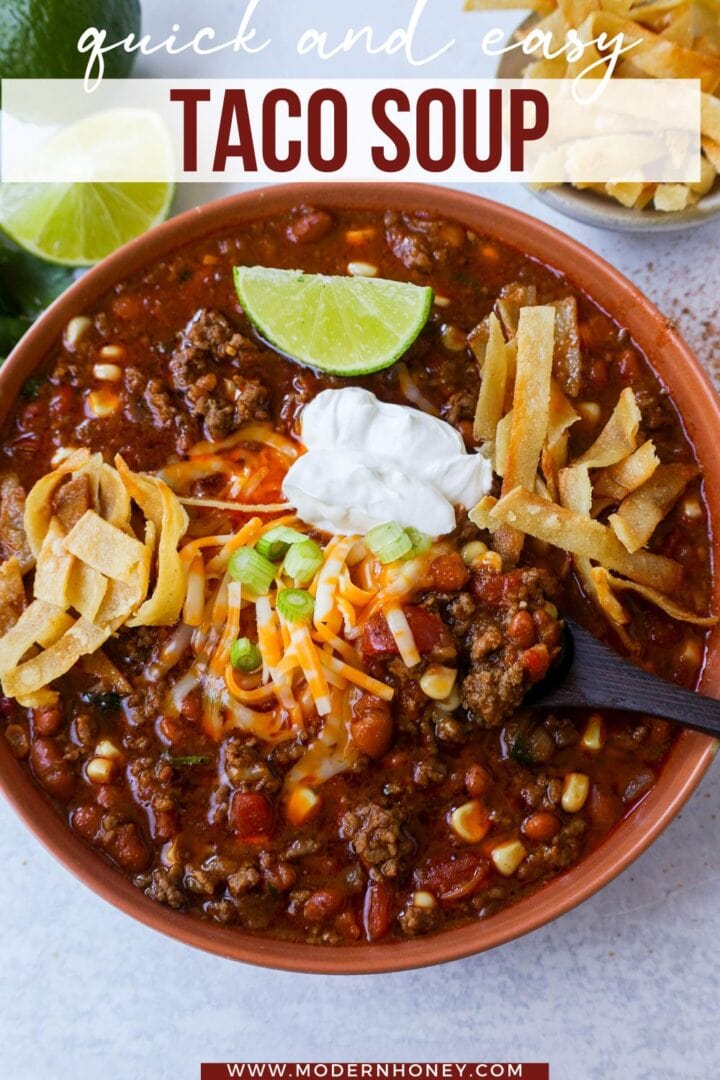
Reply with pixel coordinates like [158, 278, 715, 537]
[234, 266, 434, 376]
[0, 108, 175, 266]
[0, 181, 175, 267]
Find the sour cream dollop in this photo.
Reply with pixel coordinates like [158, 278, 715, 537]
[282, 387, 492, 536]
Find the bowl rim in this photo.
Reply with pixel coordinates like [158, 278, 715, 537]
[1, 181, 718, 975]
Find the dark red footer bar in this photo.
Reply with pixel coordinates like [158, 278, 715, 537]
[201, 1066, 549, 1080]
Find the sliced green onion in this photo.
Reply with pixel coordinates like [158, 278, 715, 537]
[366, 521, 413, 564]
[230, 637, 262, 672]
[277, 588, 315, 623]
[256, 525, 308, 561]
[405, 527, 432, 556]
[228, 546, 276, 595]
[284, 539, 324, 585]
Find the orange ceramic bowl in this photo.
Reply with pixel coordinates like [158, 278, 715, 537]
[1, 184, 718, 974]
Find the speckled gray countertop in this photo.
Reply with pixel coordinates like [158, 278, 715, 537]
[1, 4, 719, 1078]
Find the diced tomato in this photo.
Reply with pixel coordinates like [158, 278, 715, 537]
[361, 606, 450, 658]
[230, 791, 273, 840]
[520, 643, 551, 683]
[362, 879, 393, 941]
[414, 851, 489, 902]
[470, 569, 525, 608]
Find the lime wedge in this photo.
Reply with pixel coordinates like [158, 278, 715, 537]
[234, 266, 434, 376]
[0, 109, 175, 266]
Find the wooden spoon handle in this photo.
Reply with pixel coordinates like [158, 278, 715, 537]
[531, 620, 720, 741]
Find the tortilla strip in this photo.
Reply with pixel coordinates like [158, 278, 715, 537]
[115, 458, 189, 627]
[558, 465, 638, 650]
[701, 92, 720, 143]
[17, 689, 61, 709]
[64, 510, 150, 586]
[2, 618, 113, 699]
[574, 388, 641, 469]
[495, 283, 538, 339]
[0, 558, 26, 637]
[593, 440, 659, 502]
[98, 463, 132, 532]
[23, 449, 94, 557]
[474, 487, 683, 594]
[33, 517, 75, 610]
[67, 561, 109, 622]
[592, 566, 719, 627]
[494, 411, 513, 478]
[0, 600, 74, 676]
[473, 313, 508, 442]
[551, 297, 582, 398]
[608, 463, 697, 552]
[495, 306, 556, 563]
[591, 565, 631, 626]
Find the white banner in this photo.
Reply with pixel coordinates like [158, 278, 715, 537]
[0, 78, 701, 185]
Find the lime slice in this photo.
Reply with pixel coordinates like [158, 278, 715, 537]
[0, 109, 175, 266]
[234, 266, 434, 376]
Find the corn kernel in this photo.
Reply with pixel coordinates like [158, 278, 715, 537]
[544, 601, 559, 619]
[87, 388, 120, 418]
[420, 665, 458, 701]
[561, 772, 590, 813]
[682, 495, 703, 521]
[413, 890, 437, 909]
[347, 261, 378, 278]
[286, 785, 321, 826]
[93, 363, 123, 382]
[491, 839, 527, 877]
[478, 550, 503, 573]
[450, 800, 491, 843]
[95, 739, 123, 762]
[433, 294, 451, 308]
[99, 344, 126, 361]
[86, 757, 116, 784]
[580, 713, 605, 752]
[578, 401, 601, 425]
[461, 540, 488, 568]
[440, 324, 467, 352]
[434, 686, 461, 714]
[63, 315, 91, 349]
[345, 227, 376, 245]
[202, 253, 219, 266]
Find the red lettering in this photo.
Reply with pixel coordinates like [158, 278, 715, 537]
[416, 89, 456, 173]
[509, 89, 549, 171]
[262, 89, 302, 172]
[371, 89, 411, 172]
[463, 88, 502, 172]
[307, 89, 347, 172]
[170, 88, 211, 172]
[213, 89, 258, 174]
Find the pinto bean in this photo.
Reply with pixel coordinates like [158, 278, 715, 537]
[29, 737, 75, 799]
[465, 763, 490, 798]
[522, 812, 561, 843]
[71, 803, 104, 841]
[303, 887, 345, 923]
[363, 879, 393, 941]
[230, 792, 273, 840]
[287, 209, 334, 244]
[428, 553, 469, 593]
[32, 703, 64, 737]
[108, 822, 150, 873]
[4, 723, 29, 760]
[507, 610, 537, 649]
[351, 694, 393, 758]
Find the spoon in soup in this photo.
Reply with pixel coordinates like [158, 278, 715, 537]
[526, 618, 720, 739]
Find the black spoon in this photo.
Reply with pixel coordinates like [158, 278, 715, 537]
[527, 618, 720, 739]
